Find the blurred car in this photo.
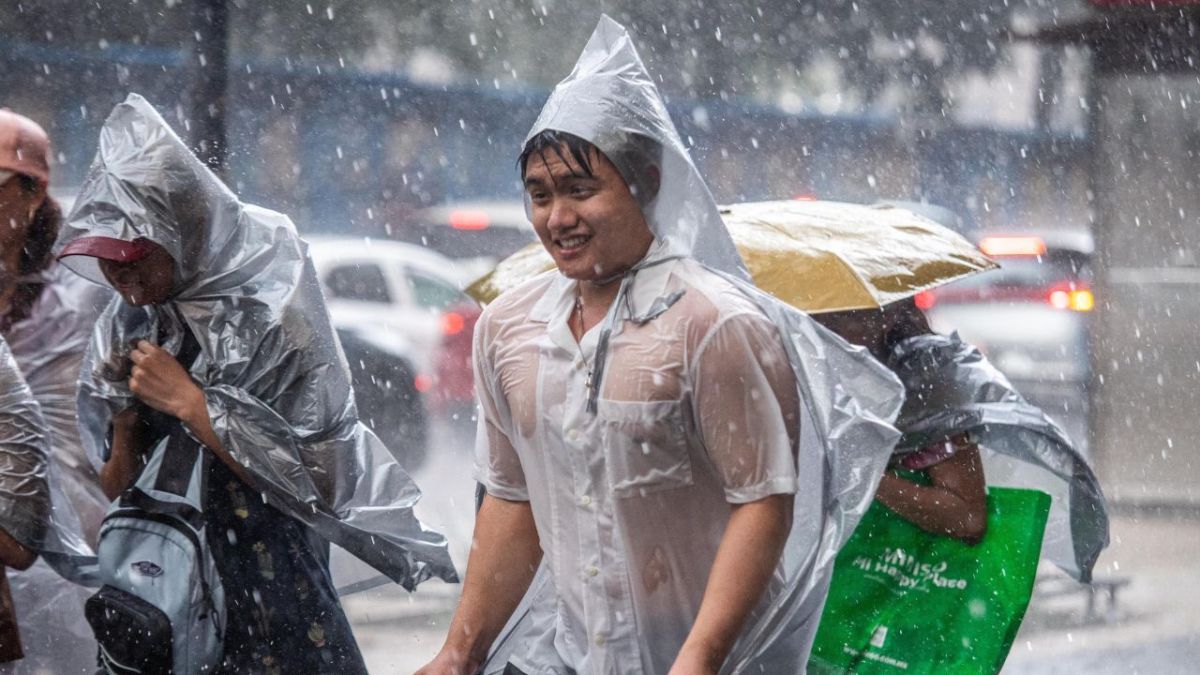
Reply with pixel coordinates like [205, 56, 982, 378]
[410, 200, 538, 281]
[920, 230, 1094, 452]
[308, 237, 481, 468]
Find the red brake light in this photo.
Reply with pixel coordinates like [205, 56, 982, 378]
[449, 210, 490, 231]
[1048, 285, 1094, 312]
[979, 236, 1047, 257]
[441, 312, 465, 335]
[413, 374, 434, 393]
[914, 290, 937, 310]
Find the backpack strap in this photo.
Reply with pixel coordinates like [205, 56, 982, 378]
[145, 326, 208, 499]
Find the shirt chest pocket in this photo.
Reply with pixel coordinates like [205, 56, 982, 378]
[596, 399, 693, 498]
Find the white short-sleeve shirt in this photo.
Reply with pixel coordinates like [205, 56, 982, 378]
[474, 254, 800, 675]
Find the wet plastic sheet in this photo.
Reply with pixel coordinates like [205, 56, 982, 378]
[0, 339, 49, 556]
[887, 333, 1109, 581]
[56, 94, 457, 591]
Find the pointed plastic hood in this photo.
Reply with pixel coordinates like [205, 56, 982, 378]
[53, 93, 241, 298]
[527, 15, 749, 280]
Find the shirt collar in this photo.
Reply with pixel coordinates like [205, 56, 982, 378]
[526, 239, 678, 325]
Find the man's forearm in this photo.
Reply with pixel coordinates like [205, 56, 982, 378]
[676, 494, 794, 671]
[440, 493, 542, 669]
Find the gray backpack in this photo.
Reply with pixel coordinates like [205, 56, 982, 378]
[85, 430, 225, 674]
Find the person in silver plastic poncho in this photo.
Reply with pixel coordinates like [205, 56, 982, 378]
[419, 17, 904, 675]
[0, 109, 106, 674]
[54, 94, 458, 672]
[0, 338, 48, 668]
[815, 298, 1108, 582]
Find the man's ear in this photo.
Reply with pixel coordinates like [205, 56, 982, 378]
[629, 165, 660, 207]
[644, 165, 661, 203]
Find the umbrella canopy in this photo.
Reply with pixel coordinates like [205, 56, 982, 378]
[467, 199, 997, 313]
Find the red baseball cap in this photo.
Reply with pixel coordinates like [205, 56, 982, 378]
[0, 110, 50, 189]
[58, 236, 157, 263]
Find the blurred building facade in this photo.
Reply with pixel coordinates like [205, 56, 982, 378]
[1024, 1, 1200, 508]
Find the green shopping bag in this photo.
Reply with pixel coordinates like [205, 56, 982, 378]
[809, 487, 1051, 675]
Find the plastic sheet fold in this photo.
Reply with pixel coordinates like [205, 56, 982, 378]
[888, 333, 1109, 582]
[0, 338, 49, 555]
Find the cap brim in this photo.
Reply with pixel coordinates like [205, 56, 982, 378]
[58, 236, 154, 263]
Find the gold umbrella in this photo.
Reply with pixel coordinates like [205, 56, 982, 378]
[466, 200, 997, 313]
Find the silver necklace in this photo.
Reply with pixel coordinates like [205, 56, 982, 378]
[573, 294, 594, 391]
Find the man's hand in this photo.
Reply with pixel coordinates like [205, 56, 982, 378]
[667, 643, 720, 675]
[417, 494, 541, 675]
[128, 340, 205, 425]
[413, 648, 476, 675]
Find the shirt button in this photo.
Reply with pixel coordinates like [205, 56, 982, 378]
[566, 429, 581, 443]
[585, 566, 599, 578]
[594, 634, 607, 647]
[579, 494, 592, 507]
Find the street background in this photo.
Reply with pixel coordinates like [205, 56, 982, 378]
[1, 1, 1197, 672]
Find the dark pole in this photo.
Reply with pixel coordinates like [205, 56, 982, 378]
[190, 0, 229, 173]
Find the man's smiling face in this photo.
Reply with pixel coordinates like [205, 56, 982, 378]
[523, 141, 655, 283]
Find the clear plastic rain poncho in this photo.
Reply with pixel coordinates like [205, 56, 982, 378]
[0, 332, 101, 675]
[482, 17, 904, 674]
[888, 333, 1109, 581]
[2, 263, 111, 672]
[0, 338, 50, 557]
[54, 94, 457, 590]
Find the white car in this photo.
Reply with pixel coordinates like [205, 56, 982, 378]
[307, 237, 478, 468]
[307, 236, 475, 373]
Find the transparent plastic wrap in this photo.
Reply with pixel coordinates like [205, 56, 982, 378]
[481, 17, 903, 674]
[888, 333, 1109, 582]
[55, 94, 457, 591]
[0, 339, 49, 556]
[4, 263, 112, 547]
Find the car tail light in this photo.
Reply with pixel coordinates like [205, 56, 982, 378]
[914, 290, 937, 310]
[441, 311, 466, 335]
[1049, 287, 1094, 312]
[413, 374, 434, 393]
[449, 210, 490, 231]
[979, 236, 1047, 257]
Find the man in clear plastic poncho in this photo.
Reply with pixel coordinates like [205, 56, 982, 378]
[419, 17, 904, 675]
[55, 94, 458, 671]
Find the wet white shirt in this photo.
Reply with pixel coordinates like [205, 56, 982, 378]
[474, 252, 800, 675]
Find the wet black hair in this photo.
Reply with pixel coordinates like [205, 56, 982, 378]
[517, 129, 663, 204]
[518, 129, 598, 180]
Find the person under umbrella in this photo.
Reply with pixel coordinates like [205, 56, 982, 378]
[57, 94, 458, 673]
